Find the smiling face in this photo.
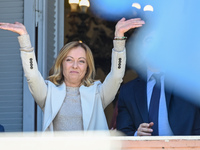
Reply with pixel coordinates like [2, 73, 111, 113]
[62, 46, 88, 87]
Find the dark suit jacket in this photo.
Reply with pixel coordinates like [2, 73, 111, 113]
[0, 124, 4, 132]
[116, 76, 200, 136]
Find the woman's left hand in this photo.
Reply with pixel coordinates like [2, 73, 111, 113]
[115, 18, 145, 37]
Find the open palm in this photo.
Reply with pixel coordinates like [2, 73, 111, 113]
[115, 18, 145, 37]
[0, 22, 27, 35]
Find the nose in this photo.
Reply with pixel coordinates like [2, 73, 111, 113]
[72, 61, 78, 68]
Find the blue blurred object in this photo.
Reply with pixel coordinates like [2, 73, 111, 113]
[90, 0, 159, 21]
[90, 0, 140, 20]
[127, 0, 200, 106]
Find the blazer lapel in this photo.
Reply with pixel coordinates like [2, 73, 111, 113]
[43, 82, 66, 131]
[135, 78, 149, 123]
[80, 81, 100, 130]
[51, 83, 66, 120]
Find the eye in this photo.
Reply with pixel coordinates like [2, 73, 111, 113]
[79, 60, 86, 63]
[66, 58, 72, 62]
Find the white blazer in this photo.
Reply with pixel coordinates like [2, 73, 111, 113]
[19, 34, 126, 131]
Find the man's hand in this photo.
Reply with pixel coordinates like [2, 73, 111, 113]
[137, 122, 154, 136]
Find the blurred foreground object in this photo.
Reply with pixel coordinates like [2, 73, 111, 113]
[127, 0, 200, 106]
[0, 132, 200, 149]
[0, 131, 122, 150]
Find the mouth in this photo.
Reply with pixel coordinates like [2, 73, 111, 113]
[70, 71, 79, 74]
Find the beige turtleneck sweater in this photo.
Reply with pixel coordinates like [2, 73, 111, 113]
[53, 86, 83, 131]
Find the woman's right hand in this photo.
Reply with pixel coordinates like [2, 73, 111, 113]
[0, 22, 27, 35]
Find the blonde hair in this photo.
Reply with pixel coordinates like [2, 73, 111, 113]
[48, 41, 96, 87]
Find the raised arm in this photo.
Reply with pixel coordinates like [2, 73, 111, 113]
[0, 22, 47, 109]
[100, 18, 145, 108]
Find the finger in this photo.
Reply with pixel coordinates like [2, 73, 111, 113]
[0, 24, 12, 29]
[132, 18, 142, 20]
[0, 25, 9, 30]
[137, 131, 152, 136]
[123, 18, 141, 23]
[140, 127, 153, 133]
[124, 18, 145, 24]
[149, 122, 154, 128]
[15, 22, 22, 25]
[132, 24, 143, 28]
[119, 17, 126, 22]
[128, 22, 145, 29]
[140, 123, 151, 128]
[0, 23, 9, 27]
[138, 126, 153, 133]
[130, 20, 145, 25]
[0, 22, 7, 25]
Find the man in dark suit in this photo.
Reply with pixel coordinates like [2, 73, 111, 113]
[116, 68, 200, 136]
[0, 124, 4, 132]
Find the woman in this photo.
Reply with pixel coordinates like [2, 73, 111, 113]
[0, 18, 145, 131]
